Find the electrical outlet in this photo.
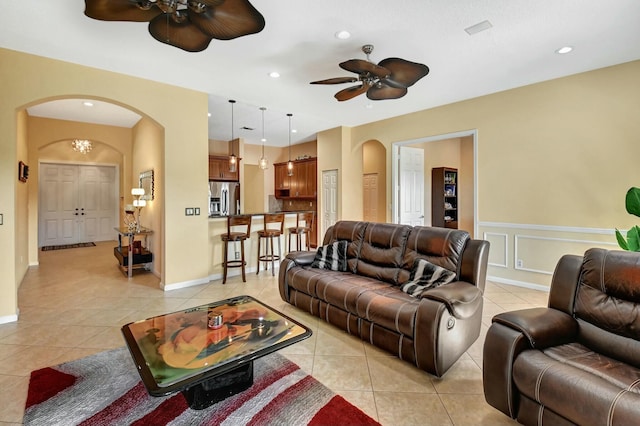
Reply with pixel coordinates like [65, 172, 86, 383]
[516, 259, 523, 268]
[235, 251, 240, 260]
[194, 207, 200, 216]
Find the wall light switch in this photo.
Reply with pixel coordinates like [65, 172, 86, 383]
[185, 208, 194, 216]
[194, 207, 200, 216]
[0, 213, 3, 225]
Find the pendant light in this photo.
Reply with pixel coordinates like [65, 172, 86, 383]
[258, 107, 269, 170]
[287, 113, 294, 177]
[228, 99, 237, 172]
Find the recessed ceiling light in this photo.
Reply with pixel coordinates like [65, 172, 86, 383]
[291, 129, 297, 134]
[365, 103, 373, 109]
[555, 46, 573, 54]
[335, 30, 351, 40]
[82, 101, 94, 107]
[269, 71, 280, 78]
[207, 112, 211, 117]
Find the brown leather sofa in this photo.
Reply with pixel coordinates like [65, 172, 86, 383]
[483, 248, 640, 425]
[278, 220, 489, 377]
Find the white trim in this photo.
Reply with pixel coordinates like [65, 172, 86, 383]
[479, 221, 616, 235]
[488, 276, 550, 292]
[161, 264, 278, 291]
[484, 232, 508, 268]
[0, 314, 19, 324]
[162, 276, 210, 291]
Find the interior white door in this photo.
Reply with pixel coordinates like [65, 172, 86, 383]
[363, 173, 378, 222]
[39, 163, 117, 247]
[322, 169, 338, 236]
[399, 146, 425, 226]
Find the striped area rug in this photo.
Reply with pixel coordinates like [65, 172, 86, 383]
[24, 347, 380, 425]
[41, 242, 96, 251]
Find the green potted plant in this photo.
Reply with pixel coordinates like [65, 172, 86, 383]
[615, 187, 640, 251]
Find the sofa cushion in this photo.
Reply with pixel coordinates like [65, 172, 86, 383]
[513, 343, 640, 425]
[398, 226, 469, 284]
[311, 240, 348, 271]
[355, 222, 412, 285]
[401, 259, 456, 297]
[323, 221, 367, 273]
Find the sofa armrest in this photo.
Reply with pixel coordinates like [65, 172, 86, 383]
[492, 307, 578, 349]
[284, 250, 317, 267]
[421, 281, 483, 320]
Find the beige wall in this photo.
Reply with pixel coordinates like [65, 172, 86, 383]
[321, 60, 640, 289]
[363, 141, 387, 222]
[1, 48, 208, 321]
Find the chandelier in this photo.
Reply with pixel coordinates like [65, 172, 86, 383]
[72, 139, 93, 154]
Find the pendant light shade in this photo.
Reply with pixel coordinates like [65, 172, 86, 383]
[228, 100, 237, 173]
[258, 107, 269, 170]
[287, 113, 294, 177]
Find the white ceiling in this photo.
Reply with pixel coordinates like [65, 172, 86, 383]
[5, 0, 640, 147]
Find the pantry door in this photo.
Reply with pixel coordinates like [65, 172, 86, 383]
[39, 163, 118, 247]
[398, 146, 425, 226]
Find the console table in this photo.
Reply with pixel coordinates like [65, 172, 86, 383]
[113, 227, 153, 278]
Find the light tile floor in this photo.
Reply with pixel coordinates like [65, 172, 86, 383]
[0, 241, 547, 425]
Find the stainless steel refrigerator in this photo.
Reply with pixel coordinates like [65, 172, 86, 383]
[209, 182, 240, 216]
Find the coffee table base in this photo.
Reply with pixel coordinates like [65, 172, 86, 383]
[181, 361, 254, 410]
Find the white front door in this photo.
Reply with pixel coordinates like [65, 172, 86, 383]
[39, 163, 117, 247]
[322, 169, 338, 237]
[399, 146, 424, 226]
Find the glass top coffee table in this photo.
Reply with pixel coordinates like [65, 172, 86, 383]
[121, 295, 311, 409]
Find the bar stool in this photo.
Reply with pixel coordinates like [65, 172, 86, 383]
[256, 213, 285, 276]
[287, 211, 315, 252]
[220, 215, 252, 284]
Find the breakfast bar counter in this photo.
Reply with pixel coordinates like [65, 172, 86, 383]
[207, 212, 313, 282]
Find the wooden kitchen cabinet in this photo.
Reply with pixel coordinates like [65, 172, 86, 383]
[209, 155, 240, 181]
[275, 158, 317, 199]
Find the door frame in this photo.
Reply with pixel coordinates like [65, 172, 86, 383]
[38, 160, 120, 247]
[392, 129, 478, 237]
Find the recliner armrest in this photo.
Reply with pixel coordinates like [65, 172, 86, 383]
[421, 281, 483, 319]
[284, 251, 316, 267]
[492, 307, 578, 349]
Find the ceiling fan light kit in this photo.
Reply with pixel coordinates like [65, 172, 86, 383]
[311, 44, 429, 101]
[84, 0, 265, 52]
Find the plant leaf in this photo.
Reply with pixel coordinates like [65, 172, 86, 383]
[627, 226, 640, 251]
[625, 187, 640, 217]
[615, 229, 629, 250]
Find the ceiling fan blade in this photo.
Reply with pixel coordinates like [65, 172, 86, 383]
[335, 83, 371, 102]
[310, 77, 359, 85]
[84, 0, 161, 22]
[148, 13, 213, 52]
[189, 0, 265, 40]
[367, 84, 408, 100]
[339, 59, 390, 79]
[377, 58, 429, 88]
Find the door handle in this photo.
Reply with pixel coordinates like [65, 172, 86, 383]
[419, 215, 425, 218]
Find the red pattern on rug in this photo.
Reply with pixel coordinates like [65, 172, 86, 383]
[24, 347, 380, 426]
[25, 367, 76, 408]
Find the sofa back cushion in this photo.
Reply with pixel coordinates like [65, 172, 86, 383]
[398, 226, 469, 284]
[574, 248, 640, 366]
[353, 222, 412, 285]
[322, 221, 367, 272]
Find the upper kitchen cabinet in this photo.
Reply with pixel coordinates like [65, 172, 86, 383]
[274, 158, 317, 199]
[209, 155, 240, 181]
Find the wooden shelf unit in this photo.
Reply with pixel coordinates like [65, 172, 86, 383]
[432, 167, 458, 229]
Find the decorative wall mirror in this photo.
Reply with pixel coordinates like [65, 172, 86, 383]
[139, 170, 154, 201]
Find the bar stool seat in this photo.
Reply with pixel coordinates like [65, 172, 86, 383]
[288, 211, 315, 252]
[221, 215, 252, 284]
[256, 213, 285, 276]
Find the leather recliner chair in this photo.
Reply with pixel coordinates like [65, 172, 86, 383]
[483, 248, 640, 425]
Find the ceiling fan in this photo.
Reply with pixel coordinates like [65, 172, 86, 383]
[84, 0, 265, 52]
[311, 44, 429, 102]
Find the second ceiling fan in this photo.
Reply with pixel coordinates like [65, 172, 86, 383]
[311, 44, 430, 102]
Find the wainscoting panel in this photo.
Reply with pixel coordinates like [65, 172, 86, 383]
[479, 222, 619, 290]
[483, 232, 508, 268]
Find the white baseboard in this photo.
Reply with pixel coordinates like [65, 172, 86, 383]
[0, 313, 19, 324]
[487, 275, 550, 292]
[161, 265, 279, 291]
